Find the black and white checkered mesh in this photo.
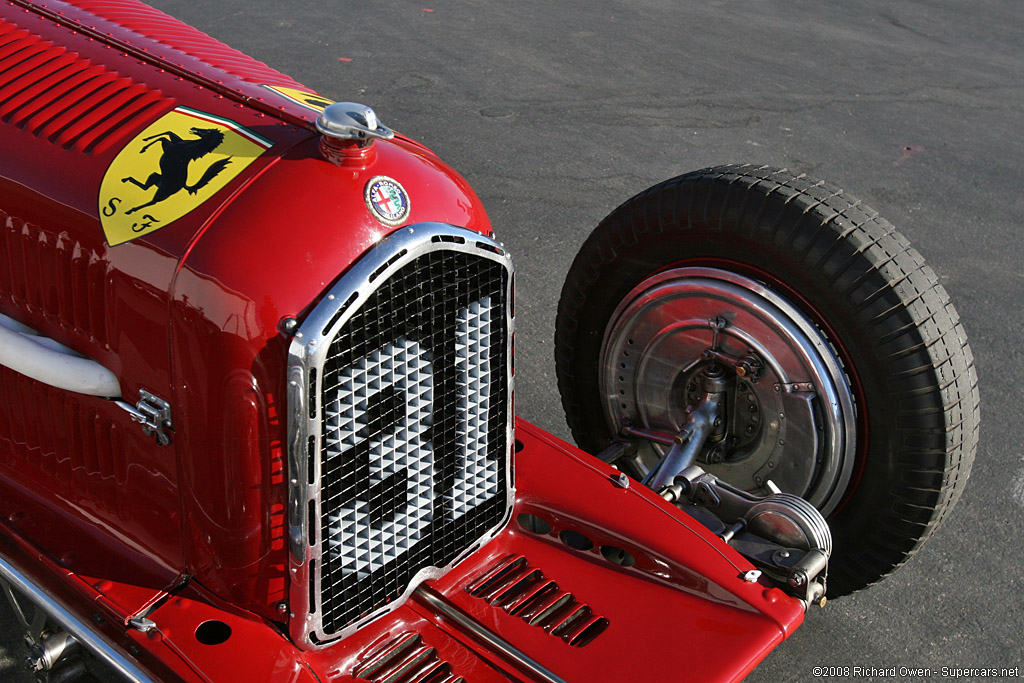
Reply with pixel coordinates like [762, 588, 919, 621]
[315, 249, 509, 635]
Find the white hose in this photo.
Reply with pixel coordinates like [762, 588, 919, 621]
[0, 313, 121, 398]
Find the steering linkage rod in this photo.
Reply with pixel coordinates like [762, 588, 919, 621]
[641, 364, 727, 489]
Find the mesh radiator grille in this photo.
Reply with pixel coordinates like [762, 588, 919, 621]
[302, 238, 512, 640]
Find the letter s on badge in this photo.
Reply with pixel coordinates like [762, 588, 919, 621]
[98, 106, 273, 246]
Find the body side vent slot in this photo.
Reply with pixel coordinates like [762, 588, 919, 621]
[465, 556, 609, 647]
[0, 211, 111, 348]
[0, 367, 128, 483]
[351, 632, 463, 683]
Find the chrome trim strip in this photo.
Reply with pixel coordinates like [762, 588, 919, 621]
[0, 554, 156, 683]
[414, 585, 568, 683]
[286, 364, 307, 565]
[287, 222, 515, 648]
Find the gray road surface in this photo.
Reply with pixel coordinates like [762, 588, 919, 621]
[2, 1, 1022, 681]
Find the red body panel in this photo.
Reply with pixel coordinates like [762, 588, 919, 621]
[170, 134, 492, 619]
[0, 0, 806, 679]
[0, 419, 801, 682]
[0, 0, 490, 622]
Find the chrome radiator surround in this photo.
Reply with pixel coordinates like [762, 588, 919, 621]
[287, 223, 515, 648]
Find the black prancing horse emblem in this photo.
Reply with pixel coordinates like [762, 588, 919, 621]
[121, 127, 232, 215]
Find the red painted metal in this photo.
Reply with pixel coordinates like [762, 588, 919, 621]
[168, 134, 491, 622]
[424, 420, 804, 683]
[10, 0, 339, 130]
[0, 418, 801, 682]
[0, 0, 490, 623]
[0, 15, 171, 154]
[0, 0, 805, 679]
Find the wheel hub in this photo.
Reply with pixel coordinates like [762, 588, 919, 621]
[601, 267, 856, 516]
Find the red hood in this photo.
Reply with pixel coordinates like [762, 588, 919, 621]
[0, 0, 490, 623]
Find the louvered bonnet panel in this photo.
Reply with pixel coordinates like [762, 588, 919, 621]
[0, 16, 172, 154]
[10, 0, 324, 126]
[288, 224, 514, 647]
[59, 0, 305, 88]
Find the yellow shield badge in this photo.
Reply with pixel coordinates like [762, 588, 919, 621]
[99, 106, 273, 246]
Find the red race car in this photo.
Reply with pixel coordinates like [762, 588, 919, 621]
[0, 1, 977, 681]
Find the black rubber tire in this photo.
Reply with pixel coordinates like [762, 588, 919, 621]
[555, 165, 979, 597]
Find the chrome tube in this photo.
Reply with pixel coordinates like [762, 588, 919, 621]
[414, 585, 567, 683]
[0, 554, 156, 683]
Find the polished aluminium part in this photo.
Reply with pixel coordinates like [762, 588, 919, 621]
[666, 465, 831, 555]
[0, 312, 120, 398]
[744, 492, 831, 556]
[114, 391, 173, 446]
[28, 630, 79, 673]
[287, 223, 515, 647]
[0, 556, 156, 683]
[316, 102, 395, 141]
[661, 464, 830, 606]
[644, 365, 725, 489]
[414, 585, 568, 683]
[0, 573, 84, 676]
[601, 267, 856, 516]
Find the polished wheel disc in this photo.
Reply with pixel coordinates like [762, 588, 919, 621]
[600, 267, 856, 516]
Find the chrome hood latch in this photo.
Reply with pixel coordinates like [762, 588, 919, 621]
[116, 390, 173, 446]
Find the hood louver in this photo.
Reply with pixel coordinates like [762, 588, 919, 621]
[0, 17, 171, 154]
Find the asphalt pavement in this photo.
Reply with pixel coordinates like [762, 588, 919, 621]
[2, 1, 1022, 681]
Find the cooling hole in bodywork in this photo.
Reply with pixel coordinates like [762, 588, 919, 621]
[308, 500, 317, 545]
[195, 620, 231, 645]
[558, 530, 593, 551]
[600, 545, 635, 567]
[431, 234, 466, 244]
[475, 241, 504, 256]
[517, 513, 551, 534]
[517, 513, 641, 572]
[570, 617, 610, 647]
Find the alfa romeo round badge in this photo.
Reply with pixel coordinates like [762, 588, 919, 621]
[364, 176, 410, 226]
